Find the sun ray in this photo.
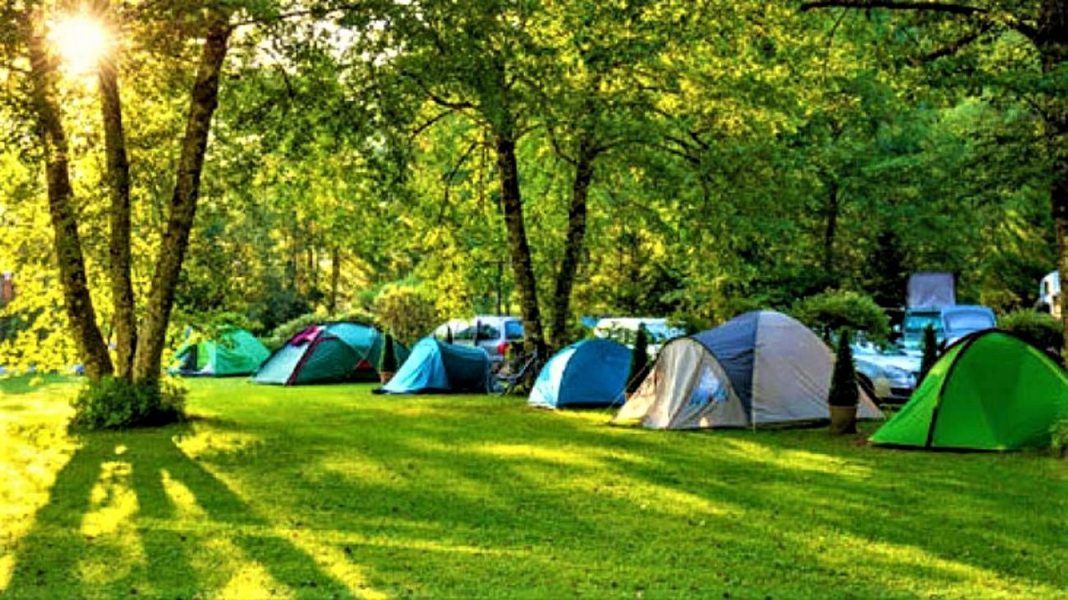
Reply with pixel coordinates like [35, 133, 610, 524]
[48, 11, 110, 76]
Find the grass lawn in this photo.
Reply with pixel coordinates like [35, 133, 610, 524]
[1, 377, 1066, 599]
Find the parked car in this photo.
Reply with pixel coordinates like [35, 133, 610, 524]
[852, 342, 920, 404]
[592, 317, 685, 357]
[900, 305, 997, 354]
[436, 315, 524, 365]
[1039, 270, 1060, 318]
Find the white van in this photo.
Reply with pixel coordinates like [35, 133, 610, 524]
[592, 318, 684, 357]
[1040, 270, 1060, 318]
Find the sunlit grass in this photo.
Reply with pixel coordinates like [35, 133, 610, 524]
[1, 376, 1066, 598]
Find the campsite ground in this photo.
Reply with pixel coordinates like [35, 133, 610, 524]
[1, 377, 1065, 599]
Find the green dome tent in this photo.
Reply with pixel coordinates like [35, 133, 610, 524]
[870, 330, 1068, 450]
[252, 322, 408, 385]
[170, 327, 269, 377]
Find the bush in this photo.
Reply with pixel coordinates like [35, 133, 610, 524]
[626, 326, 650, 395]
[373, 283, 439, 346]
[71, 376, 186, 430]
[828, 329, 859, 407]
[265, 308, 376, 349]
[668, 313, 710, 336]
[999, 310, 1064, 354]
[792, 290, 890, 343]
[1051, 419, 1068, 458]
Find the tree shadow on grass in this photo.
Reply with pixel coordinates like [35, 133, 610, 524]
[3, 423, 355, 599]
[277, 400, 1068, 596]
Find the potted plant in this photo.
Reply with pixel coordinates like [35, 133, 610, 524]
[625, 325, 650, 401]
[378, 332, 398, 384]
[828, 328, 859, 434]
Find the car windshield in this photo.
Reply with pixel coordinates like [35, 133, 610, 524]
[945, 311, 994, 331]
[904, 314, 942, 333]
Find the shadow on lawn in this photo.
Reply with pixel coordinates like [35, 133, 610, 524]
[7, 388, 1065, 597]
[3, 423, 351, 598]
[120, 393, 1060, 597]
[288, 401, 1068, 596]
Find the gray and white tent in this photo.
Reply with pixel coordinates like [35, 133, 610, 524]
[614, 311, 883, 429]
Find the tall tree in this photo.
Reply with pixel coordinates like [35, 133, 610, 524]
[130, 14, 232, 384]
[24, 13, 114, 379]
[373, 0, 553, 356]
[97, 0, 137, 379]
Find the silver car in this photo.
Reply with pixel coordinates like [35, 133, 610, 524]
[852, 342, 921, 404]
[437, 316, 524, 365]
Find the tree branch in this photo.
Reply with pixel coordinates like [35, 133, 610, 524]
[800, 1, 984, 16]
[918, 22, 990, 62]
[799, 1, 1039, 40]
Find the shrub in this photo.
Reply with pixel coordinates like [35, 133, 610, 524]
[668, 313, 709, 336]
[1051, 419, 1068, 458]
[71, 376, 186, 430]
[999, 310, 1064, 354]
[792, 290, 890, 343]
[626, 326, 650, 395]
[828, 329, 859, 407]
[373, 283, 439, 346]
[379, 332, 398, 373]
[920, 324, 938, 383]
[265, 308, 376, 349]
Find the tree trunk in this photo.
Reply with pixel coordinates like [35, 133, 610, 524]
[27, 26, 113, 380]
[1038, 0, 1068, 363]
[132, 19, 231, 383]
[494, 132, 546, 357]
[549, 142, 595, 349]
[823, 178, 839, 279]
[329, 246, 341, 312]
[98, 4, 137, 379]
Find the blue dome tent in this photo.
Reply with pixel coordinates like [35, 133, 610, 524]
[378, 337, 493, 394]
[529, 338, 632, 409]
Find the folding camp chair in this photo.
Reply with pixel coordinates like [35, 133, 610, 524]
[495, 348, 542, 396]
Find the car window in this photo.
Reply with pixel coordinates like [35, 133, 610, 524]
[505, 321, 524, 340]
[945, 311, 994, 331]
[476, 324, 500, 340]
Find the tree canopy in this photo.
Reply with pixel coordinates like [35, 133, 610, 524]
[0, 0, 1061, 386]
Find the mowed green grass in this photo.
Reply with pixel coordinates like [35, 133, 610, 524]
[1, 377, 1066, 599]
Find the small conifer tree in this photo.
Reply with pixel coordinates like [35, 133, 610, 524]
[626, 325, 650, 395]
[828, 328, 859, 407]
[379, 332, 398, 373]
[919, 324, 938, 382]
[445, 326, 454, 344]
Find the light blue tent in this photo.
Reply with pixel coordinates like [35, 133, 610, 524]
[529, 338, 632, 409]
[378, 337, 493, 394]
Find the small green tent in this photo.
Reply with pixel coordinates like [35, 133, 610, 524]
[870, 330, 1068, 450]
[170, 327, 269, 377]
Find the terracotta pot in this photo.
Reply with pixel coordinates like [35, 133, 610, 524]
[829, 405, 857, 434]
[379, 371, 395, 385]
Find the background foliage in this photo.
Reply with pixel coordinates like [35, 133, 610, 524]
[0, 0, 1059, 371]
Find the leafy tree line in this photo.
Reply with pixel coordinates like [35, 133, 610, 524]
[0, 0, 1061, 424]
